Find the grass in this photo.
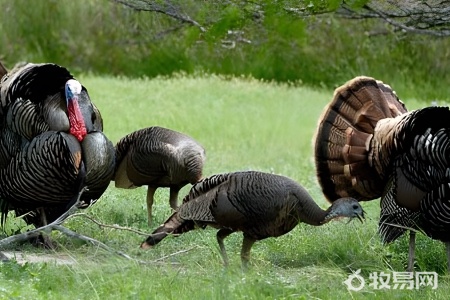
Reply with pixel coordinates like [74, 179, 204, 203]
[1, 74, 450, 299]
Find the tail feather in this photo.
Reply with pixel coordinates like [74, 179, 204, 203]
[314, 76, 407, 202]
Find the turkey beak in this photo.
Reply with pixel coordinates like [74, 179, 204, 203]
[357, 214, 365, 223]
[356, 209, 366, 223]
[346, 209, 365, 224]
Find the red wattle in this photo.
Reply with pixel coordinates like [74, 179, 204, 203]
[68, 99, 87, 142]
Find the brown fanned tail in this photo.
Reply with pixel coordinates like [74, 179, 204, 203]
[314, 76, 407, 202]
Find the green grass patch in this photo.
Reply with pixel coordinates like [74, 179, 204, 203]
[1, 75, 449, 299]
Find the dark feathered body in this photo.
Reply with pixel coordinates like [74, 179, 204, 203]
[0, 62, 115, 228]
[142, 171, 364, 266]
[314, 76, 450, 270]
[171, 172, 319, 237]
[114, 126, 205, 224]
[375, 107, 450, 243]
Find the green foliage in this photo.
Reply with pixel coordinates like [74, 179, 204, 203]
[346, 0, 370, 9]
[0, 0, 449, 101]
[1, 75, 449, 299]
[326, 0, 343, 10]
[208, 5, 245, 39]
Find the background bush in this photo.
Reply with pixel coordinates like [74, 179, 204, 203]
[0, 0, 449, 100]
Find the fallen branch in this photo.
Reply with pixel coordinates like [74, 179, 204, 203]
[66, 213, 151, 236]
[0, 187, 142, 262]
[0, 186, 140, 262]
[63, 213, 196, 264]
[0, 251, 8, 261]
[52, 224, 141, 262]
[0, 187, 89, 248]
[0, 187, 194, 265]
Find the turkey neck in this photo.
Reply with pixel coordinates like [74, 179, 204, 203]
[292, 189, 331, 226]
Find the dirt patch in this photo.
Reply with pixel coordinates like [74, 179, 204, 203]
[2, 251, 77, 265]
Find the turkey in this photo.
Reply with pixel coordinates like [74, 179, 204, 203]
[114, 126, 205, 225]
[314, 75, 450, 271]
[140, 171, 365, 267]
[0, 61, 115, 246]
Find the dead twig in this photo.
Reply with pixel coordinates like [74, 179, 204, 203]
[151, 246, 197, 263]
[382, 222, 420, 233]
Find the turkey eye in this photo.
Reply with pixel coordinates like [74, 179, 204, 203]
[352, 204, 359, 210]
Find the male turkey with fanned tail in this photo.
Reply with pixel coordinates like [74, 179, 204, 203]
[0, 61, 115, 247]
[314, 76, 450, 272]
[141, 171, 364, 268]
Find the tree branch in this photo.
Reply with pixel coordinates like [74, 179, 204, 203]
[287, 1, 450, 37]
[111, 0, 206, 32]
[362, 3, 450, 37]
